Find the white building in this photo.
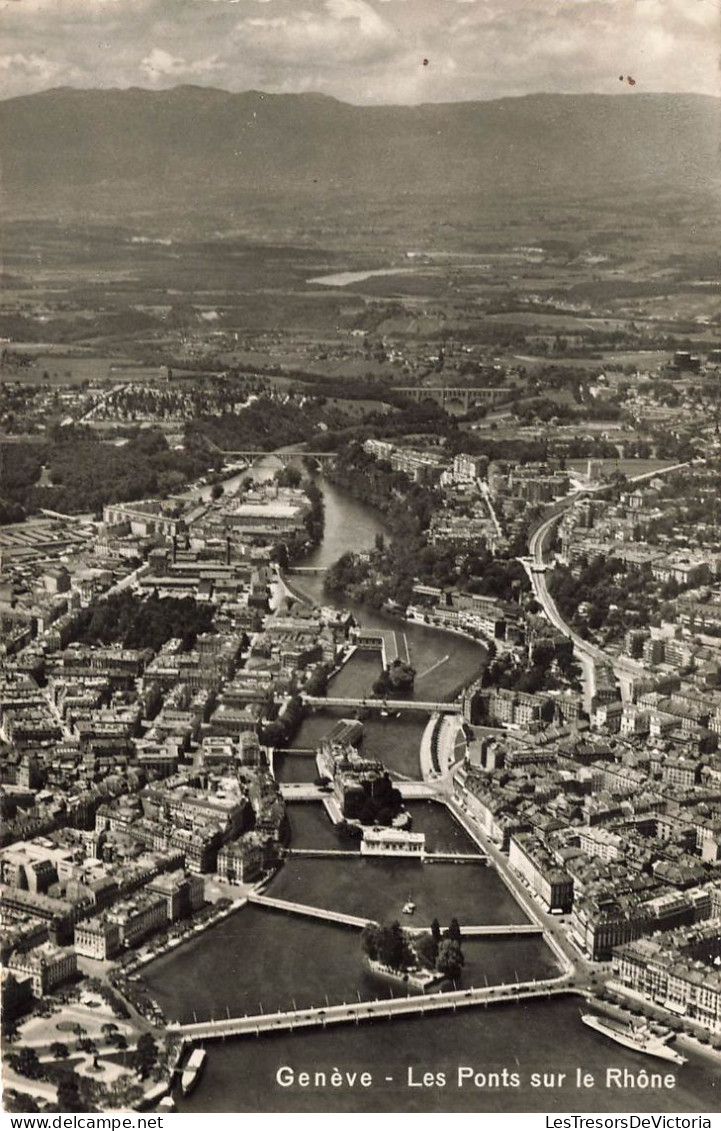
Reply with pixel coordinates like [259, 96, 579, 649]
[360, 826, 426, 857]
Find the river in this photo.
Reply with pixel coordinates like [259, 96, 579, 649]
[175, 996, 720, 1114]
[267, 460, 484, 778]
[282, 466, 486, 699]
[153, 461, 719, 1113]
[307, 267, 423, 287]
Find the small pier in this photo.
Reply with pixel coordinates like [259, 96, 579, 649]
[352, 629, 410, 669]
[385, 631, 411, 666]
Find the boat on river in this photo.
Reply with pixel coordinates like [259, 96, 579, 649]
[181, 1047, 208, 1095]
[402, 897, 416, 915]
[581, 1013, 686, 1065]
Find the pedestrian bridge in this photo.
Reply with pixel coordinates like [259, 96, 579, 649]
[248, 892, 369, 927]
[246, 894, 538, 939]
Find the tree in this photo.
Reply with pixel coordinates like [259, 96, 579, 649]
[378, 922, 414, 972]
[132, 1032, 158, 1080]
[362, 921, 414, 972]
[274, 465, 302, 489]
[430, 918, 441, 944]
[361, 922, 383, 962]
[210, 483, 224, 500]
[446, 918, 462, 942]
[50, 1042, 70, 1060]
[9, 1047, 42, 1080]
[2, 1014, 20, 1042]
[56, 1071, 90, 1113]
[4, 1092, 41, 1113]
[436, 938, 465, 982]
[271, 542, 289, 570]
[414, 932, 439, 970]
[7, 1090, 41, 1117]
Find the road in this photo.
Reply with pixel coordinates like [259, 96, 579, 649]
[526, 513, 605, 710]
[171, 979, 575, 1042]
[524, 460, 699, 708]
[446, 798, 602, 987]
[77, 383, 129, 424]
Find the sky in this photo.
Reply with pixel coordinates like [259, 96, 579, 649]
[1, 0, 719, 104]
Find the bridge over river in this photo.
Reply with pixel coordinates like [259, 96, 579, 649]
[302, 695, 462, 714]
[169, 976, 571, 1042]
[286, 566, 329, 575]
[279, 781, 443, 802]
[246, 893, 535, 935]
[286, 848, 487, 864]
[213, 449, 337, 466]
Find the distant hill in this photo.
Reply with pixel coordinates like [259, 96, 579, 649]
[1, 86, 719, 225]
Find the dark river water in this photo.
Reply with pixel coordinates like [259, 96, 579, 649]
[149, 469, 720, 1112]
[176, 996, 720, 1114]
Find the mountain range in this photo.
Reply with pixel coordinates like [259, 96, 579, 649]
[1, 87, 719, 227]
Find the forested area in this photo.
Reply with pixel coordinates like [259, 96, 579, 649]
[481, 636, 581, 695]
[548, 555, 666, 644]
[324, 441, 528, 609]
[72, 591, 216, 651]
[0, 427, 214, 516]
[185, 394, 354, 452]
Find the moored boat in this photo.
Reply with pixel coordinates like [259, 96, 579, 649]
[181, 1047, 208, 1095]
[581, 1013, 686, 1065]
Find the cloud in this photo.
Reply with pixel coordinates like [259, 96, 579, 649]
[0, 49, 84, 97]
[1, 0, 718, 103]
[141, 47, 190, 76]
[232, 0, 397, 66]
[140, 46, 223, 79]
[0, 50, 66, 79]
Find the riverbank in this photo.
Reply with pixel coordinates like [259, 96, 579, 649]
[366, 958, 443, 992]
[603, 982, 721, 1064]
[446, 794, 578, 981]
[174, 992, 720, 1115]
[120, 896, 249, 976]
[420, 713, 466, 781]
[274, 565, 314, 608]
